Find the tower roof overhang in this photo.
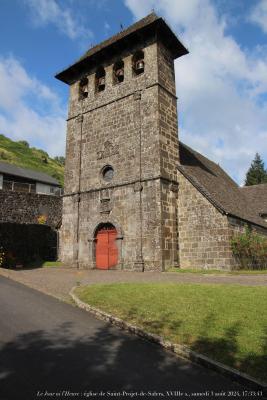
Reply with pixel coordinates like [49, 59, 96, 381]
[55, 13, 188, 85]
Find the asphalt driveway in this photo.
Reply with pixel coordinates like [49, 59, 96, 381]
[0, 276, 246, 400]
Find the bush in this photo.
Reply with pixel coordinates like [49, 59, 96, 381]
[17, 140, 29, 148]
[37, 214, 47, 225]
[0, 248, 16, 268]
[231, 226, 267, 269]
[0, 247, 5, 267]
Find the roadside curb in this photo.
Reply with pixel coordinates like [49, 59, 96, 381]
[70, 286, 267, 395]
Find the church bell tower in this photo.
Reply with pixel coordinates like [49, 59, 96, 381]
[56, 13, 188, 271]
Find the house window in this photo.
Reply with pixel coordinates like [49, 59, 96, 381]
[95, 67, 106, 92]
[132, 50, 144, 76]
[113, 60, 124, 84]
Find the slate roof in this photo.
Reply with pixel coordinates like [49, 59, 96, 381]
[178, 142, 267, 229]
[0, 161, 60, 186]
[55, 12, 188, 84]
[240, 184, 267, 216]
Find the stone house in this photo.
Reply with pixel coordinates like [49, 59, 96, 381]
[56, 13, 267, 271]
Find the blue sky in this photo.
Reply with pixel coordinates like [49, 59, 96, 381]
[0, 0, 267, 184]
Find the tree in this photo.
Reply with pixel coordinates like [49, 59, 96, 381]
[245, 153, 267, 186]
[54, 156, 65, 166]
[17, 140, 29, 148]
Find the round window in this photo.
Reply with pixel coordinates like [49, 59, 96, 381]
[102, 165, 114, 182]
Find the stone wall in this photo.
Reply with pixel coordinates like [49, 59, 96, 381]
[60, 38, 180, 270]
[0, 189, 62, 229]
[177, 171, 234, 270]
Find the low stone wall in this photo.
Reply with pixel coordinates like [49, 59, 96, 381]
[0, 189, 62, 229]
[0, 223, 58, 264]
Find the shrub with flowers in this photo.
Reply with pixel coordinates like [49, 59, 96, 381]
[0, 247, 17, 268]
[37, 214, 47, 225]
[0, 247, 5, 267]
[231, 225, 267, 269]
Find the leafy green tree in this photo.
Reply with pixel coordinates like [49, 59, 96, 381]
[17, 140, 29, 148]
[54, 156, 65, 166]
[245, 153, 267, 186]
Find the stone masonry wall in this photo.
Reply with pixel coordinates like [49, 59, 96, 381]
[60, 37, 180, 270]
[177, 171, 234, 270]
[0, 189, 62, 229]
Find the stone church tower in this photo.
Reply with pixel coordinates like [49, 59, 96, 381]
[56, 13, 188, 271]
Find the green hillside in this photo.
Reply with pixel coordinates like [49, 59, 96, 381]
[0, 134, 64, 186]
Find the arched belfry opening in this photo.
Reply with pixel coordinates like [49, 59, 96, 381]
[94, 223, 118, 269]
[113, 59, 124, 84]
[132, 50, 145, 75]
[95, 66, 106, 92]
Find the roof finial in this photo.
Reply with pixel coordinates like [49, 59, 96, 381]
[120, 23, 124, 31]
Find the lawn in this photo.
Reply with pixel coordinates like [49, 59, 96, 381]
[23, 260, 62, 269]
[75, 283, 267, 383]
[42, 261, 62, 267]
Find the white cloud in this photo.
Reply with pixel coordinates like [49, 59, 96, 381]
[250, 0, 267, 34]
[0, 56, 66, 156]
[125, 0, 267, 184]
[24, 0, 92, 40]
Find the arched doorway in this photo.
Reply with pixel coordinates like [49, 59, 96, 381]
[95, 223, 118, 269]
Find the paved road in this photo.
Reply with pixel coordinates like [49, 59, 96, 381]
[0, 276, 250, 400]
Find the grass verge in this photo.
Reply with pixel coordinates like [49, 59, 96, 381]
[42, 261, 62, 267]
[166, 267, 267, 275]
[75, 283, 267, 383]
[22, 260, 62, 269]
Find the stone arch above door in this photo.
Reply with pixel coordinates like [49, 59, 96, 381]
[89, 218, 124, 241]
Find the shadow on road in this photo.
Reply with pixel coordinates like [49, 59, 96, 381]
[0, 320, 244, 400]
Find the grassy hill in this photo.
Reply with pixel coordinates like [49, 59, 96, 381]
[0, 134, 64, 186]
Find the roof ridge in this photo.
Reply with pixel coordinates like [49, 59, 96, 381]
[78, 12, 160, 63]
[55, 12, 188, 84]
[0, 160, 51, 175]
[0, 161, 59, 185]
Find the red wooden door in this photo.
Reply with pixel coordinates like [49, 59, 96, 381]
[95, 227, 118, 269]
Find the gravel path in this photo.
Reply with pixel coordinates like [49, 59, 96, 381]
[0, 267, 266, 301]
